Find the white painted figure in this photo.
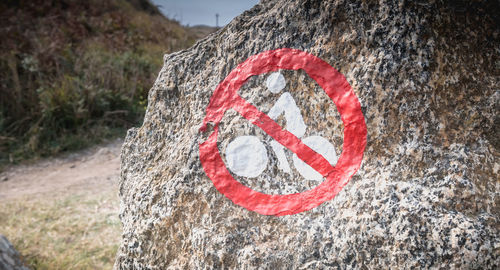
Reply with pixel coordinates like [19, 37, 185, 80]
[225, 136, 268, 178]
[265, 72, 287, 94]
[225, 71, 337, 181]
[291, 136, 336, 181]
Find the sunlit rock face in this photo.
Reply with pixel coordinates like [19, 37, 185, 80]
[115, 0, 499, 269]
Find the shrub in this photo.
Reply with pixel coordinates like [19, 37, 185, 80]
[0, 0, 199, 166]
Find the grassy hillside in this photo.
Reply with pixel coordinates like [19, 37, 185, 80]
[0, 0, 205, 167]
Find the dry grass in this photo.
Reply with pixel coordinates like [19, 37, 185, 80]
[0, 189, 121, 269]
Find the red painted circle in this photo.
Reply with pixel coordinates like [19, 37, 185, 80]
[199, 48, 367, 216]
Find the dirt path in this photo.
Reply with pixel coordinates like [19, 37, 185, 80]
[0, 139, 122, 201]
[0, 139, 124, 269]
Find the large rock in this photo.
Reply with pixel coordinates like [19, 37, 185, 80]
[115, 0, 499, 268]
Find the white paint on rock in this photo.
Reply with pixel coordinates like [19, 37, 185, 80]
[225, 72, 337, 180]
[225, 136, 268, 178]
[266, 72, 338, 180]
[292, 136, 337, 181]
[267, 92, 306, 138]
[270, 140, 291, 174]
[265, 72, 286, 93]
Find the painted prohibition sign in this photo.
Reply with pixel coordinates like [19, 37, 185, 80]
[199, 48, 367, 216]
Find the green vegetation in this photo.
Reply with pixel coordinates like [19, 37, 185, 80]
[0, 0, 201, 166]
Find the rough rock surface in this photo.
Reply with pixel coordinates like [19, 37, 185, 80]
[0, 235, 29, 270]
[115, 0, 499, 269]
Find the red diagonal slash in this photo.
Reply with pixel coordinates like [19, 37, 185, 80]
[231, 95, 335, 177]
[199, 48, 367, 216]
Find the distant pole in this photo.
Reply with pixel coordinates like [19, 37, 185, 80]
[216, 13, 219, 28]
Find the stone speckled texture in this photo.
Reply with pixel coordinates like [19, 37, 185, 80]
[0, 235, 30, 270]
[115, 0, 499, 269]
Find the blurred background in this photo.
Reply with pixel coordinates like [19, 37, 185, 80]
[0, 0, 256, 269]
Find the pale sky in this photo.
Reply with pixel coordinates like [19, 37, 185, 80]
[151, 0, 259, 27]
